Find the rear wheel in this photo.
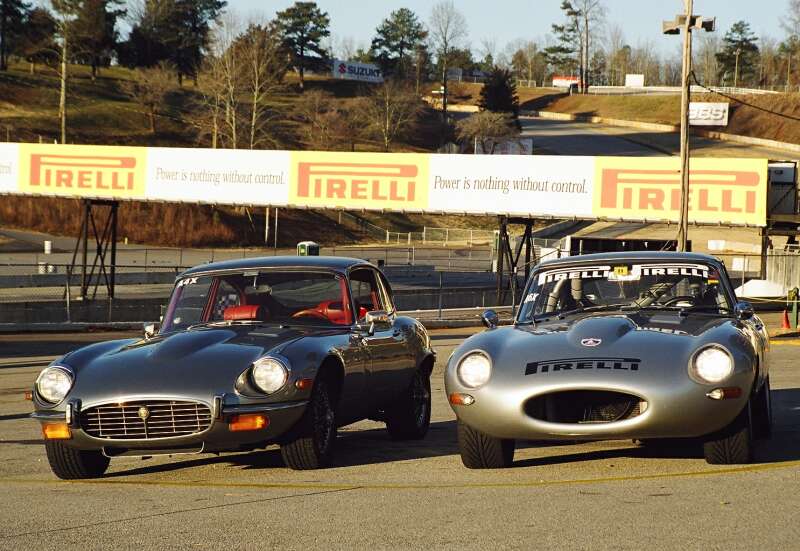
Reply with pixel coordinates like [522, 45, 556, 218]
[45, 441, 109, 480]
[457, 421, 515, 469]
[703, 401, 753, 464]
[280, 379, 337, 470]
[751, 377, 772, 440]
[385, 370, 431, 440]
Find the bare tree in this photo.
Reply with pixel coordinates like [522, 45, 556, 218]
[694, 33, 721, 86]
[361, 80, 422, 152]
[236, 22, 286, 149]
[294, 90, 341, 150]
[429, 1, 467, 134]
[456, 111, 520, 154]
[124, 63, 174, 133]
[782, 0, 800, 37]
[573, 0, 606, 92]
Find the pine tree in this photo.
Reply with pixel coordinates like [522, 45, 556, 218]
[370, 8, 427, 77]
[478, 67, 519, 120]
[18, 7, 57, 74]
[716, 21, 759, 86]
[275, 1, 330, 91]
[0, 0, 30, 70]
[70, 0, 125, 80]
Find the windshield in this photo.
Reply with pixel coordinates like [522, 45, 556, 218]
[517, 261, 731, 322]
[161, 270, 352, 333]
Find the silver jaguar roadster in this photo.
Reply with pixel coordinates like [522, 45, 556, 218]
[445, 252, 771, 468]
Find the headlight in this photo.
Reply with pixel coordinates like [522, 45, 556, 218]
[457, 351, 492, 388]
[691, 346, 733, 383]
[251, 357, 288, 394]
[35, 366, 73, 404]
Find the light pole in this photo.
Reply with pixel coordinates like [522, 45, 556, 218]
[734, 47, 742, 88]
[663, 2, 715, 252]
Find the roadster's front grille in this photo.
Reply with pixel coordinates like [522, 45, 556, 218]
[524, 391, 647, 424]
[81, 400, 212, 440]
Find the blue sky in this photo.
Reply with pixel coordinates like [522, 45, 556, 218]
[232, 0, 791, 56]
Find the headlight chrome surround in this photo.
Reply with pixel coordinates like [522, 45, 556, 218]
[35, 366, 74, 404]
[690, 345, 734, 384]
[251, 357, 289, 394]
[456, 351, 492, 389]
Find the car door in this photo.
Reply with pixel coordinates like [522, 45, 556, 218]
[349, 267, 408, 408]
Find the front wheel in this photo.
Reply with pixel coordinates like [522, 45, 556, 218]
[703, 401, 753, 464]
[45, 441, 110, 479]
[385, 370, 431, 440]
[280, 379, 337, 470]
[751, 377, 772, 440]
[457, 421, 515, 469]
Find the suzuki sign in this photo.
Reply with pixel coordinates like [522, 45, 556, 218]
[332, 60, 383, 83]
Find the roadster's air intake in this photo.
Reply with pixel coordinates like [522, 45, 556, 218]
[81, 400, 212, 440]
[524, 391, 647, 424]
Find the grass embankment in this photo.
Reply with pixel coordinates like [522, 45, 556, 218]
[0, 64, 496, 247]
[453, 82, 800, 145]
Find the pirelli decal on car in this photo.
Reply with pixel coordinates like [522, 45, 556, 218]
[525, 357, 641, 375]
[537, 263, 710, 285]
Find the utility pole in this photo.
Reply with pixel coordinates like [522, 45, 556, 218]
[663, 3, 715, 252]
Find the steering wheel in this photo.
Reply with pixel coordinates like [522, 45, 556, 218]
[291, 309, 330, 321]
[662, 295, 697, 307]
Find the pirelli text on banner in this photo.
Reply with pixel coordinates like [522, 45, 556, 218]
[592, 157, 768, 227]
[289, 151, 429, 211]
[18, 144, 147, 200]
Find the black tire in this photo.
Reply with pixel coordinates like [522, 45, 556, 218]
[45, 441, 110, 480]
[385, 370, 431, 440]
[703, 401, 753, 465]
[280, 379, 337, 470]
[751, 377, 773, 440]
[457, 420, 515, 469]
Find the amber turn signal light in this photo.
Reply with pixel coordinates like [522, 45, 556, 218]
[228, 414, 269, 432]
[42, 422, 72, 440]
[24, 391, 33, 401]
[449, 393, 475, 406]
[295, 378, 314, 390]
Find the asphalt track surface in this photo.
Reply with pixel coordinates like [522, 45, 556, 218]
[519, 117, 800, 160]
[1, 325, 799, 550]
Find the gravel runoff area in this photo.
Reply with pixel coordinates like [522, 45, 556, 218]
[0, 317, 798, 550]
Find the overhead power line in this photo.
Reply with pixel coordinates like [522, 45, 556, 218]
[690, 71, 800, 123]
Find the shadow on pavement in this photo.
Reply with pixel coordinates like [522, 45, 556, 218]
[103, 420, 461, 478]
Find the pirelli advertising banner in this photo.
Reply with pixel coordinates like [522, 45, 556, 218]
[0, 143, 770, 227]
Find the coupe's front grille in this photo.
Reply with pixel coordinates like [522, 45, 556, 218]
[81, 400, 212, 440]
[524, 391, 647, 424]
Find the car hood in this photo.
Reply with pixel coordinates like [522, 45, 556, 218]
[62, 324, 311, 405]
[453, 311, 748, 380]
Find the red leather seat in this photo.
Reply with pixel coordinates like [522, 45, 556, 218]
[223, 305, 262, 321]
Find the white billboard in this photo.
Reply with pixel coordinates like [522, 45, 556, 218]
[0, 143, 18, 194]
[689, 102, 729, 126]
[625, 74, 645, 87]
[332, 60, 383, 83]
[553, 75, 579, 88]
[428, 155, 595, 217]
[146, 148, 290, 205]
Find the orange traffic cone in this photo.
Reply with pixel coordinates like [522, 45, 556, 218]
[782, 309, 791, 329]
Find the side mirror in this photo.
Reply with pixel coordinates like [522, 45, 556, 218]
[365, 310, 391, 336]
[481, 309, 499, 329]
[734, 301, 754, 321]
[143, 322, 160, 339]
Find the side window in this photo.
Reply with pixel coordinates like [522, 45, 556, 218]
[211, 279, 241, 320]
[349, 269, 386, 321]
[376, 272, 395, 313]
